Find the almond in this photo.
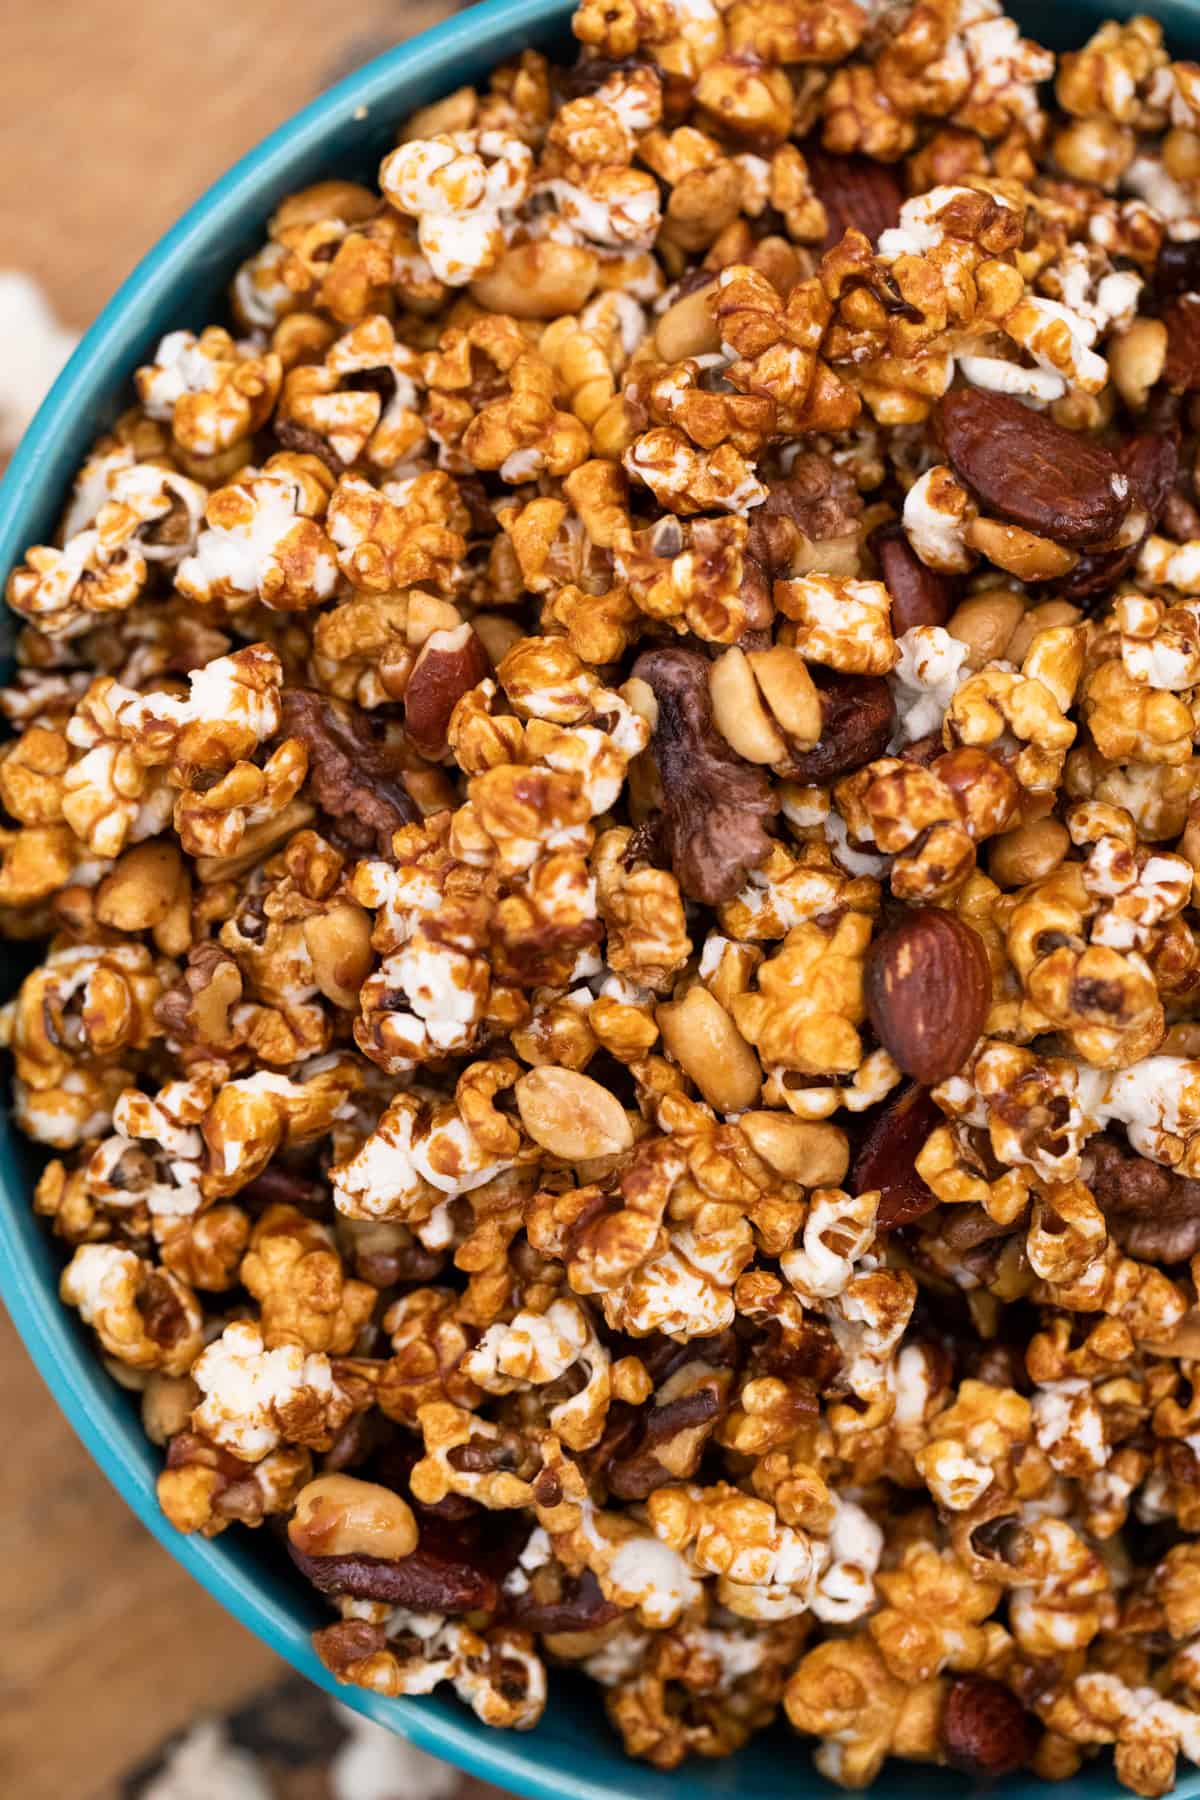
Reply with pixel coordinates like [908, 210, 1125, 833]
[850, 1082, 940, 1229]
[870, 521, 954, 633]
[940, 389, 1130, 549]
[404, 623, 489, 758]
[804, 145, 903, 250]
[942, 1676, 1037, 1779]
[865, 909, 991, 1084]
[515, 1067, 634, 1160]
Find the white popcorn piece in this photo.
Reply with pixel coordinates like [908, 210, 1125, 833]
[1139, 534, 1200, 596]
[1032, 1378, 1108, 1475]
[889, 625, 971, 747]
[780, 576, 897, 675]
[191, 1319, 351, 1461]
[463, 1297, 611, 1450]
[380, 131, 534, 285]
[902, 467, 974, 574]
[781, 1188, 879, 1303]
[177, 470, 338, 608]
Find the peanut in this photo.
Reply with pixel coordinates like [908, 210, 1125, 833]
[303, 903, 375, 1008]
[739, 1112, 850, 1186]
[946, 589, 1027, 669]
[95, 841, 186, 931]
[709, 647, 788, 764]
[515, 1066, 634, 1159]
[288, 1473, 419, 1560]
[654, 284, 720, 362]
[471, 243, 598, 318]
[657, 985, 762, 1113]
[747, 647, 822, 750]
[988, 816, 1070, 889]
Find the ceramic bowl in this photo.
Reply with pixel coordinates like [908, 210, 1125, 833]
[2, 2, 1199, 1795]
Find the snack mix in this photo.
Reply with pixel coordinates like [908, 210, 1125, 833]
[16, 0, 1200, 1790]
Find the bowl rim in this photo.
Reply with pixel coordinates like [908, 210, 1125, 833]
[0, 3, 632, 1795]
[4, 3, 1200, 1798]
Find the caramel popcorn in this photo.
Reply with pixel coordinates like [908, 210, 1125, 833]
[12, 6, 1200, 1789]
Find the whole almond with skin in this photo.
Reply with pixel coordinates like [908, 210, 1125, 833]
[940, 389, 1130, 549]
[850, 1082, 940, 1228]
[866, 909, 991, 1084]
[804, 143, 903, 250]
[870, 521, 954, 633]
[403, 623, 489, 758]
[942, 1676, 1037, 1779]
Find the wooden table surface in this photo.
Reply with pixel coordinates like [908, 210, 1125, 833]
[1, 4, 455, 1794]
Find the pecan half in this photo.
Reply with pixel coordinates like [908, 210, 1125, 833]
[280, 689, 418, 852]
[507, 1567, 623, 1634]
[606, 1383, 724, 1500]
[631, 645, 776, 905]
[941, 390, 1130, 549]
[850, 1082, 941, 1229]
[747, 459, 863, 576]
[781, 671, 896, 784]
[865, 909, 991, 1084]
[1088, 1136, 1200, 1263]
[870, 521, 954, 632]
[804, 144, 904, 250]
[942, 1676, 1037, 1779]
[289, 1539, 498, 1614]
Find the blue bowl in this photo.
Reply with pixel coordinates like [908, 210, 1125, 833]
[3, 2, 1200, 1795]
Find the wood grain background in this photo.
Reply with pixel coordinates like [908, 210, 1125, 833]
[1, 4, 456, 1794]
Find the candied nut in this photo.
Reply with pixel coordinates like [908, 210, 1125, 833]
[851, 1082, 939, 1228]
[739, 1112, 849, 1186]
[654, 284, 721, 361]
[515, 1067, 633, 1160]
[942, 1676, 1037, 1780]
[709, 648, 787, 764]
[988, 817, 1070, 889]
[292, 1537, 498, 1614]
[280, 689, 416, 852]
[471, 242, 598, 317]
[871, 522, 953, 635]
[632, 646, 776, 906]
[656, 985, 762, 1113]
[302, 903, 374, 1009]
[288, 1473, 418, 1560]
[946, 590, 1025, 671]
[404, 624, 490, 759]
[784, 673, 896, 784]
[941, 390, 1130, 549]
[865, 909, 991, 1084]
[805, 147, 902, 250]
[1163, 294, 1200, 393]
[94, 841, 186, 932]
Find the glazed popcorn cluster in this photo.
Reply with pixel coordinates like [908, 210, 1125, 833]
[12, 1, 1200, 1792]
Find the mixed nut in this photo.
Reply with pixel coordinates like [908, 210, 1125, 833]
[9, 0, 1200, 1791]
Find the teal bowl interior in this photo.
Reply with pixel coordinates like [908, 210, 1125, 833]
[2, 1, 1200, 1794]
